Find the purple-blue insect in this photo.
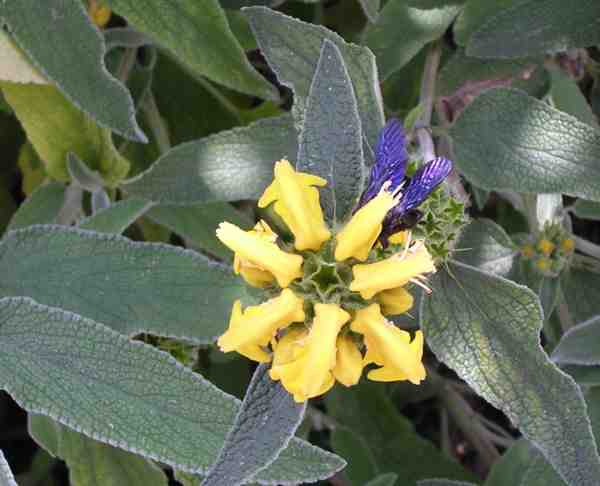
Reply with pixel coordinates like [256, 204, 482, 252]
[357, 119, 453, 246]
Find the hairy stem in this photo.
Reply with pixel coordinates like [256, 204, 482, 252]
[416, 41, 441, 163]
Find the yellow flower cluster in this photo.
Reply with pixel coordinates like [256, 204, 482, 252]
[215, 159, 435, 402]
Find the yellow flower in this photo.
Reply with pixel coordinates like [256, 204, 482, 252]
[537, 239, 555, 257]
[258, 159, 331, 251]
[560, 238, 575, 253]
[88, 0, 111, 28]
[217, 289, 305, 362]
[350, 243, 435, 299]
[376, 286, 414, 316]
[335, 184, 400, 262]
[270, 303, 350, 402]
[216, 221, 303, 288]
[232, 221, 277, 288]
[332, 335, 363, 387]
[351, 304, 425, 384]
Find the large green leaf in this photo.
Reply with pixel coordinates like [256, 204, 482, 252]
[453, 218, 517, 278]
[147, 203, 253, 262]
[549, 68, 598, 128]
[29, 415, 168, 486]
[560, 268, 600, 324]
[551, 316, 600, 366]
[450, 88, 600, 201]
[244, 7, 384, 159]
[573, 200, 600, 221]
[0, 449, 17, 486]
[0, 225, 249, 343]
[0, 0, 144, 141]
[467, 0, 600, 58]
[326, 382, 475, 486]
[485, 440, 565, 486]
[363, 2, 460, 80]
[421, 261, 600, 486]
[78, 199, 153, 234]
[0, 30, 47, 85]
[7, 182, 66, 232]
[0, 297, 344, 482]
[101, 0, 276, 100]
[2, 83, 130, 185]
[124, 115, 297, 204]
[202, 364, 309, 486]
[297, 40, 364, 223]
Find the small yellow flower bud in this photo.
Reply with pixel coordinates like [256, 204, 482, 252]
[270, 303, 350, 402]
[335, 185, 399, 262]
[537, 239, 555, 257]
[521, 244, 535, 258]
[88, 1, 111, 28]
[376, 287, 414, 316]
[216, 221, 303, 288]
[258, 159, 331, 251]
[332, 335, 363, 387]
[351, 304, 425, 385]
[350, 243, 435, 299]
[560, 238, 575, 253]
[536, 258, 551, 272]
[217, 289, 305, 362]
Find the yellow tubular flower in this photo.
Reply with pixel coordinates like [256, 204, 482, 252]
[335, 185, 399, 262]
[376, 287, 414, 316]
[560, 238, 575, 253]
[270, 303, 350, 402]
[233, 221, 277, 288]
[258, 159, 331, 251]
[351, 304, 425, 385]
[350, 243, 435, 299]
[217, 289, 305, 362]
[537, 239, 555, 257]
[333, 335, 363, 387]
[216, 221, 303, 288]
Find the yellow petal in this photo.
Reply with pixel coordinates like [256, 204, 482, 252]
[351, 304, 426, 385]
[333, 335, 363, 387]
[335, 188, 398, 262]
[258, 159, 330, 251]
[217, 290, 305, 359]
[350, 243, 435, 298]
[216, 221, 303, 288]
[376, 287, 414, 316]
[271, 303, 349, 402]
[233, 221, 278, 288]
[388, 231, 408, 245]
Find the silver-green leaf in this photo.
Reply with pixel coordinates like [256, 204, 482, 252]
[124, 115, 298, 204]
[201, 364, 308, 486]
[421, 261, 600, 486]
[0, 0, 145, 141]
[77, 199, 153, 234]
[551, 316, 600, 366]
[0, 297, 344, 482]
[450, 88, 600, 201]
[6, 182, 66, 232]
[297, 39, 364, 223]
[0, 225, 249, 343]
[0, 449, 17, 486]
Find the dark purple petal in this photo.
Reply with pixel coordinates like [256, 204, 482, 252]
[398, 157, 453, 214]
[357, 119, 408, 208]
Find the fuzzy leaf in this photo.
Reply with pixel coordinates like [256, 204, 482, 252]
[550, 68, 598, 128]
[100, 0, 277, 100]
[201, 364, 308, 486]
[467, 0, 600, 58]
[0, 225, 250, 343]
[297, 40, 364, 223]
[0, 449, 17, 486]
[450, 88, 600, 201]
[7, 182, 66, 232]
[363, 3, 460, 80]
[244, 7, 384, 159]
[78, 199, 153, 234]
[421, 261, 600, 486]
[0, 30, 47, 85]
[2, 83, 130, 185]
[29, 415, 168, 486]
[560, 268, 600, 324]
[0, 297, 344, 482]
[0, 0, 144, 141]
[358, 0, 381, 23]
[551, 316, 600, 366]
[124, 115, 297, 204]
[573, 200, 600, 221]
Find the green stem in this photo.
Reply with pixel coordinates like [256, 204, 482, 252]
[142, 92, 171, 154]
[416, 41, 441, 163]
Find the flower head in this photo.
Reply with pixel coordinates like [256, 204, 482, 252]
[351, 304, 426, 384]
[258, 159, 331, 251]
